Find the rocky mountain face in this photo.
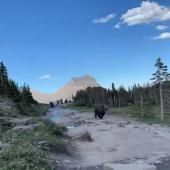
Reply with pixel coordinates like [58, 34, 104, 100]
[31, 75, 100, 104]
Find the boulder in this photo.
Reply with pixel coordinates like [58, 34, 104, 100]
[72, 131, 93, 142]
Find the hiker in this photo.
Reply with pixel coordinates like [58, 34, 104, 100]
[49, 101, 54, 108]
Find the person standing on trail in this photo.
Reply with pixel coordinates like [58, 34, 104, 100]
[49, 101, 54, 108]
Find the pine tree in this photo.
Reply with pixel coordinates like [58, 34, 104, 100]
[8, 79, 21, 102]
[21, 84, 36, 104]
[150, 58, 170, 121]
[0, 62, 9, 96]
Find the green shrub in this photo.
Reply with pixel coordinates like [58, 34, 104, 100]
[0, 144, 52, 170]
[43, 119, 68, 136]
[0, 118, 15, 132]
[17, 103, 49, 116]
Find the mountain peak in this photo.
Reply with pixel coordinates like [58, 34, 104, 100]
[32, 75, 100, 103]
[69, 75, 99, 87]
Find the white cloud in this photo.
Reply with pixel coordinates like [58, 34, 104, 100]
[153, 32, 170, 40]
[38, 74, 51, 80]
[156, 25, 168, 30]
[120, 1, 170, 26]
[93, 13, 115, 24]
[114, 23, 121, 29]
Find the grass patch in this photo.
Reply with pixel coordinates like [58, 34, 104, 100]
[0, 143, 52, 170]
[0, 119, 72, 170]
[18, 103, 49, 116]
[111, 105, 170, 125]
[66, 103, 170, 125]
[32, 103, 49, 116]
[65, 104, 94, 113]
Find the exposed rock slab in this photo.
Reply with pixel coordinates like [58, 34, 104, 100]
[103, 163, 156, 170]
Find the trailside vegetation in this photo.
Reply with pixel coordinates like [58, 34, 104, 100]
[0, 119, 71, 170]
[0, 61, 39, 116]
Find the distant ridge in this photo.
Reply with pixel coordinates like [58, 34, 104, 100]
[31, 75, 100, 103]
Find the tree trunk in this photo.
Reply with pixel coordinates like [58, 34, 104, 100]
[154, 91, 158, 105]
[140, 94, 144, 117]
[118, 96, 121, 108]
[160, 81, 164, 121]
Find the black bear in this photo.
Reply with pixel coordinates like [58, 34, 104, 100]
[94, 104, 108, 119]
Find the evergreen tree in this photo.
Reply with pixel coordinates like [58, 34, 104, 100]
[117, 86, 128, 107]
[8, 79, 21, 102]
[151, 58, 170, 84]
[21, 84, 37, 104]
[150, 58, 170, 121]
[0, 62, 9, 96]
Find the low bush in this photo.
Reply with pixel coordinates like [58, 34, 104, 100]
[17, 103, 49, 116]
[0, 143, 52, 170]
[43, 119, 68, 136]
[0, 118, 15, 132]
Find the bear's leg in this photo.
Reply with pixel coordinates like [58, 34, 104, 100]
[102, 112, 105, 119]
[95, 112, 98, 119]
[99, 112, 105, 119]
[98, 113, 102, 119]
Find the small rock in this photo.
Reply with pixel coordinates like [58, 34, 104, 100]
[76, 120, 86, 126]
[63, 160, 72, 164]
[118, 122, 126, 128]
[70, 112, 75, 116]
[37, 141, 48, 145]
[0, 141, 9, 150]
[153, 132, 159, 135]
[134, 126, 139, 128]
[147, 128, 151, 131]
[98, 129, 111, 132]
[104, 120, 114, 125]
[25, 119, 36, 125]
[126, 120, 132, 125]
[108, 148, 118, 152]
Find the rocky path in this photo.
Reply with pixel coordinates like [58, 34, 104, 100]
[47, 106, 170, 170]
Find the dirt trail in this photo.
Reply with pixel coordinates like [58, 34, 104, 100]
[48, 106, 170, 169]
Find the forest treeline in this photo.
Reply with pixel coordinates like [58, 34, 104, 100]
[73, 58, 170, 120]
[0, 62, 36, 104]
[73, 83, 160, 107]
[0, 62, 38, 115]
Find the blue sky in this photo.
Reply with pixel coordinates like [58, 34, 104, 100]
[0, 0, 170, 93]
